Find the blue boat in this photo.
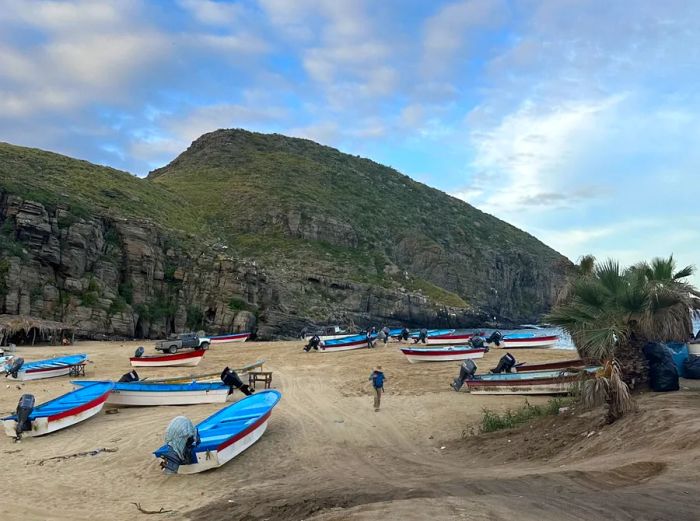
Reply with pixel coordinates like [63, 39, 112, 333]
[73, 380, 230, 406]
[2, 381, 113, 438]
[320, 333, 377, 351]
[3, 353, 88, 381]
[154, 389, 282, 474]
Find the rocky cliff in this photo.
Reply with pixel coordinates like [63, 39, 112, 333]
[0, 136, 572, 339]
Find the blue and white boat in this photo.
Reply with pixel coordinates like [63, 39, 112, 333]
[154, 389, 282, 474]
[320, 333, 377, 351]
[73, 380, 230, 407]
[3, 353, 88, 381]
[2, 381, 113, 438]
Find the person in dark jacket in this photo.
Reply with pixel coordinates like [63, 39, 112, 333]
[400, 327, 410, 342]
[304, 335, 321, 352]
[469, 331, 487, 350]
[415, 328, 428, 344]
[381, 326, 391, 344]
[366, 327, 377, 348]
[369, 366, 386, 411]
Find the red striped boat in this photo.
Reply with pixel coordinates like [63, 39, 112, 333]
[465, 367, 598, 395]
[130, 349, 206, 368]
[2, 382, 113, 438]
[496, 333, 559, 349]
[206, 332, 251, 345]
[425, 332, 474, 345]
[400, 345, 486, 363]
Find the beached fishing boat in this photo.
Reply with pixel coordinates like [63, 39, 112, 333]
[145, 359, 266, 384]
[130, 349, 205, 368]
[320, 333, 376, 352]
[515, 359, 585, 372]
[400, 345, 486, 363]
[154, 389, 282, 474]
[206, 332, 251, 345]
[73, 380, 229, 406]
[465, 367, 597, 395]
[3, 353, 88, 381]
[2, 381, 113, 438]
[495, 333, 559, 349]
[425, 330, 473, 345]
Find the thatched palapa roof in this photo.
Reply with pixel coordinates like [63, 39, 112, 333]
[0, 315, 74, 336]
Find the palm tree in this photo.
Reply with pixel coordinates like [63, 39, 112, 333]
[547, 255, 700, 387]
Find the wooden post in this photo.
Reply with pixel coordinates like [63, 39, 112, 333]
[32, 328, 36, 346]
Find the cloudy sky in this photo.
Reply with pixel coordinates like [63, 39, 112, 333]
[1, 0, 699, 281]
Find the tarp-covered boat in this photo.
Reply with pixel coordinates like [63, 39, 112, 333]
[154, 389, 282, 474]
[465, 367, 598, 395]
[400, 346, 487, 363]
[3, 353, 88, 381]
[130, 349, 206, 367]
[2, 381, 113, 438]
[73, 380, 230, 406]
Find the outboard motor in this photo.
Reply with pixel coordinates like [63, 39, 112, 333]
[159, 416, 200, 474]
[118, 370, 140, 383]
[134, 346, 145, 358]
[486, 331, 503, 347]
[452, 359, 477, 391]
[221, 367, 254, 396]
[14, 394, 35, 440]
[5, 357, 24, 378]
[491, 353, 516, 373]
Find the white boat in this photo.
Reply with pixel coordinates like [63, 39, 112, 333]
[465, 368, 598, 395]
[400, 346, 486, 363]
[130, 349, 205, 368]
[206, 332, 251, 344]
[493, 333, 559, 349]
[3, 354, 88, 381]
[72, 380, 229, 406]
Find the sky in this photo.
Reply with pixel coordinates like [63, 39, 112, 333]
[1, 0, 699, 283]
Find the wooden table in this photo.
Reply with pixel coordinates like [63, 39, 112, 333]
[248, 371, 273, 389]
[69, 363, 86, 377]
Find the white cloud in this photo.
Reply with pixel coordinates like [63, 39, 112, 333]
[177, 0, 245, 26]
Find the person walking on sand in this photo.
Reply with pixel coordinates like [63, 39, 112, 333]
[366, 326, 377, 348]
[381, 325, 391, 345]
[414, 327, 428, 344]
[369, 366, 385, 411]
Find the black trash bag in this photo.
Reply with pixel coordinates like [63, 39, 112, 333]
[15, 394, 35, 439]
[134, 346, 145, 358]
[643, 342, 679, 392]
[118, 370, 139, 383]
[491, 353, 516, 373]
[683, 355, 700, 380]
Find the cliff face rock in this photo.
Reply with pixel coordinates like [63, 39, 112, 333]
[0, 135, 573, 339]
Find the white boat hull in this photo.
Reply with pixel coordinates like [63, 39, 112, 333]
[209, 334, 250, 345]
[402, 350, 485, 363]
[320, 343, 367, 352]
[467, 381, 574, 395]
[491, 337, 559, 349]
[175, 418, 269, 474]
[106, 389, 229, 407]
[130, 355, 204, 368]
[3, 399, 107, 437]
[13, 366, 72, 381]
[424, 336, 473, 345]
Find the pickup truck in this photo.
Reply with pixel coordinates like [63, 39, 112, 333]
[155, 333, 210, 354]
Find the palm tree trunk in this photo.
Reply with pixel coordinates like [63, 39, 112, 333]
[615, 339, 649, 389]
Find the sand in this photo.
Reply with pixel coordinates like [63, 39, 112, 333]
[1, 340, 698, 521]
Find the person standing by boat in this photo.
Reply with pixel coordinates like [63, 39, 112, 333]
[381, 326, 391, 345]
[369, 366, 385, 411]
[415, 328, 428, 344]
[376, 328, 387, 346]
[366, 326, 377, 348]
[304, 334, 321, 352]
[400, 327, 410, 342]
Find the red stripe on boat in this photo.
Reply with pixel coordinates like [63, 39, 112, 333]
[430, 333, 473, 339]
[47, 390, 110, 421]
[504, 335, 558, 343]
[129, 349, 206, 363]
[216, 410, 272, 451]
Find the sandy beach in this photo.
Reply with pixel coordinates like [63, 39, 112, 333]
[1, 340, 699, 521]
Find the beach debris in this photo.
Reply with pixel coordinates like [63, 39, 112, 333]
[558, 407, 570, 414]
[440, 446, 446, 450]
[34, 447, 118, 466]
[586, 431, 596, 438]
[131, 503, 173, 515]
[334, 419, 344, 423]
[105, 408, 120, 415]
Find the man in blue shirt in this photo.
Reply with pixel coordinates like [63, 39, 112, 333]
[369, 366, 385, 411]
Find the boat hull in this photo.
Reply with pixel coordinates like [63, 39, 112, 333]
[2, 391, 110, 437]
[425, 333, 474, 345]
[107, 388, 229, 406]
[208, 333, 251, 345]
[16, 366, 72, 381]
[465, 375, 580, 395]
[401, 347, 486, 363]
[320, 341, 367, 352]
[130, 349, 205, 367]
[492, 335, 559, 349]
[515, 359, 584, 372]
[176, 413, 270, 474]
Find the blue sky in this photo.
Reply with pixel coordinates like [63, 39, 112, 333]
[1, 0, 699, 283]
